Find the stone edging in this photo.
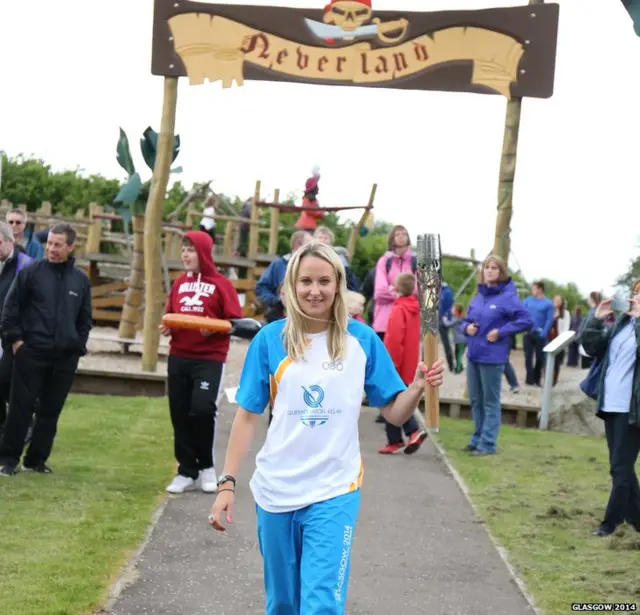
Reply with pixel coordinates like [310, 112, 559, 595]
[95, 496, 169, 614]
[429, 435, 543, 615]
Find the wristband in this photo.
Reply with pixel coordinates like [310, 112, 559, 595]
[218, 488, 235, 494]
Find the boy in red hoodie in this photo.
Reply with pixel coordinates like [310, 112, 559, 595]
[379, 272, 428, 455]
[161, 231, 243, 494]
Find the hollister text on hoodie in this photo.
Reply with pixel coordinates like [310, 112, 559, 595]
[165, 231, 243, 362]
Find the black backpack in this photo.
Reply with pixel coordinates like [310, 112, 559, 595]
[385, 254, 417, 275]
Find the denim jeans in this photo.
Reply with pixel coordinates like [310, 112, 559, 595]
[466, 361, 505, 453]
[504, 360, 519, 389]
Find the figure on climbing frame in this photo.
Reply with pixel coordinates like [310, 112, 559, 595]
[208, 241, 445, 614]
[294, 165, 324, 234]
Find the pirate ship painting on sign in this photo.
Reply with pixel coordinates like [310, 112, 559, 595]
[309, 0, 409, 45]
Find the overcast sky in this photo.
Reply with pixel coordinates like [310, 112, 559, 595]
[1, 0, 639, 295]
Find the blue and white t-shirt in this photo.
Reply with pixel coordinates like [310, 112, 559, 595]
[236, 318, 406, 513]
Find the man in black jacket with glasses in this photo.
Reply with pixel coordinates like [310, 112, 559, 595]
[0, 223, 92, 476]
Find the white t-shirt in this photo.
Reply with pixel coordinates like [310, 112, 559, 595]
[236, 318, 406, 513]
[201, 206, 215, 230]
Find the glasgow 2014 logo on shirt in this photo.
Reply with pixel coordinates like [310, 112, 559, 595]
[299, 385, 329, 428]
[288, 385, 342, 427]
[302, 385, 324, 409]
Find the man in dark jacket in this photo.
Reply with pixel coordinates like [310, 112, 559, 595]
[0, 223, 92, 476]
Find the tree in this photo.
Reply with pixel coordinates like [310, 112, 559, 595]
[617, 244, 640, 290]
[0, 154, 120, 215]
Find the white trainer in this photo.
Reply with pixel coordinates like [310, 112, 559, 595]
[199, 467, 218, 493]
[166, 474, 197, 494]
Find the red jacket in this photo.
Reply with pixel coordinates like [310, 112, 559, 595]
[165, 231, 243, 362]
[295, 196, 324, 230]
[384, 295, 420, 385]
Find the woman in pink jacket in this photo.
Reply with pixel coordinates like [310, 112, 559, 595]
[373, 225, 416, 339]
[371, 225, 416, 423]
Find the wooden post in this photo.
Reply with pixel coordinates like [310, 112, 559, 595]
[119, 214, 145, 339]
[347, 183, 377, 259]
[86, 203, 103, 254]
[268, 188, 280, 255]
[248, 181, 261, 259]
[492, 0, 544, 263]
[141, 76, 178, 372]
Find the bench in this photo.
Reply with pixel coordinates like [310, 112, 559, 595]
[89, 332, 170, 354]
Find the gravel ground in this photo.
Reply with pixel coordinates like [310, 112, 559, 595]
[83, 328, 586, 406]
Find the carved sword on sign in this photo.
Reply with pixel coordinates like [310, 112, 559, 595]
[416, 234, 442, 432]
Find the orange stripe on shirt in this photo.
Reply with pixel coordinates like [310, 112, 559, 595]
[269, 356, 293, 408]
[349, 459, 364, 492]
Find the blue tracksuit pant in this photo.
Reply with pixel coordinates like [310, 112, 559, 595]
[256, 490, 361, 614]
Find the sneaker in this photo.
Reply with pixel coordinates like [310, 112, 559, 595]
[462, 444, 477, 452]
[404, 429, 428, 455]
[510, 386, 520, 395]
[378, 442, 405, 454]
[0, 462, 18, 476]
[375, 413, 386, 424]
[166, 474, 197, 494]
[199, 467, 218, 493]
[22, 463, 53, 473]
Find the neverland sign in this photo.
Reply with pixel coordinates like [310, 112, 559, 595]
[152, 1, 559, 100]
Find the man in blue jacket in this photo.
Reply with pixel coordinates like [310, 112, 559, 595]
[439, 281, 455, 372]
[522, 281, 555, 386]
[6, 209, 44, 260]
[256, 230, 312, 323]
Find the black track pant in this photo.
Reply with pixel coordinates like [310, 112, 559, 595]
[0, 346, 78, 467]
[167, 355, 224, 480]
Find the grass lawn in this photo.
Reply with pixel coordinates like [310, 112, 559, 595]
[436, 418, 640, 615]
[0, 394, 174, 615]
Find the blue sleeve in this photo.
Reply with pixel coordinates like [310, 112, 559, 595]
[26, 238, 44, 260]
[439, 286, 454, 319]
[498, 299, 533, 338]
[235, 329, 271, 414]
[541, 301, 555, 338]
[364, 332, 406, 407]
[256, 261, 281, 306]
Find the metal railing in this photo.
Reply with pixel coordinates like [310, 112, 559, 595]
[539, 330, 576, 431]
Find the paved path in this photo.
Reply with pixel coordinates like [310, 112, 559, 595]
[107, 402, 535, 615]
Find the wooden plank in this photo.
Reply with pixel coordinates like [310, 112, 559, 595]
[90, 332, 169, 347]
[85, 251, 256, 270]
[92, 296, 125, 308]
[91, 280, 128, 297]
[92, 309, 122, 322]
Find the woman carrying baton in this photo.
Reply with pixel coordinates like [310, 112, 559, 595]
[208, 241, 444, 614]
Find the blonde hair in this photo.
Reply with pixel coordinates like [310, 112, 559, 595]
[282, 241, 348, 362]
[313, 226, 334, 244]
[345, 291, 365, 316]
[482, 254, 509, 283]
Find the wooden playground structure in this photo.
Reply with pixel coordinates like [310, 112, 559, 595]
[0, 180, 376, 332]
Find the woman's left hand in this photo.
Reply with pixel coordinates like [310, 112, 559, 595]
[414, 359, 445, 388]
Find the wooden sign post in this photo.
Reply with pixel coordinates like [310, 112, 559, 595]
[416, 234, 443, 432]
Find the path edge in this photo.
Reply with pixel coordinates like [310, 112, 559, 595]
[95, 495, 170, 614]
[429, 435, 543, 615]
